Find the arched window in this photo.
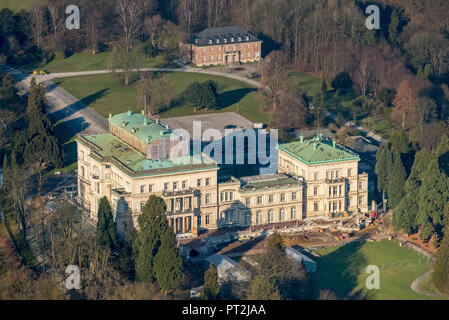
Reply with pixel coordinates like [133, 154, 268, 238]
[291, 207, 297, 220]
[279, 208, 285, 221]
[256, 211, 263, 225]
[268, 210, 274, 223]
[93, 165, 99, 177]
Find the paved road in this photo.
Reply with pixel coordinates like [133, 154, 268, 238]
[1, 64, 108, 135]
[2, 63, 385, 146]
[410, 270, 444, 298]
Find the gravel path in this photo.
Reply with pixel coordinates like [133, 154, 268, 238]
[410, 270, 444, 298]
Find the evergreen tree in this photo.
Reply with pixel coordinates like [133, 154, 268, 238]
[389, 9, 400, 47]
[375, 144, 394, 201]
[200, 264, 220, 300]
[390, 130, 411, 154]
[248, 275, 281, 300]
[432, 230, 449, 294]
[387, 153, 406, 208]
[321, 78, 327, 94]
[393, 148, 432, 234]
[96, 197, 118, 251]
[153, 227, 183, 292]
[418, 137, 449, 240]
[133, 195, 168, 283]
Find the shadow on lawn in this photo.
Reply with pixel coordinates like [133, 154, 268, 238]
[311, 237, 375, 300]
[218, 87, 256, 109]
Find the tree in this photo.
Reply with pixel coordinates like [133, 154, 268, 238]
[377, 87, 396, 107]
[387, 153, 406, 208]
[116, 0, 142, 51]
[392, 148, 432, 234]
[200, 264, 220, 300]
[247, 275, 281, 300]
[375, 144, 394, 201]
[184, 81, 219, 111]
[412, 97, 438, 136]
[133, 195, 168, 283]
[392, 80, 414, 130]
[259, 51, 288, 110]
[331, 72, 353, 94]
[153, 228, 183, 292]
[312, 93, 326, 128]
[388, 9, 400, 47]
[432, 230, 449, 294]
[139, 72, 175, 115]
[96, 197, 118, 251]
[321, 78, 327, 94]
[108, 44, 144, 86]
[271, 89, 309, 129]
[418, 136, 449, 240]
[389, 130, 411, 154]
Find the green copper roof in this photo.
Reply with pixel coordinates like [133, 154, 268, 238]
[77, 133, 217, 177]
[108, 111, 172, 144]
[277, 136, 360, 164]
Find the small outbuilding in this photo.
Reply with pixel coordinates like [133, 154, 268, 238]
[206, 254, 250, 282]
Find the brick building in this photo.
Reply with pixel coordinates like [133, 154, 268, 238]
[182, 26, 262, 67]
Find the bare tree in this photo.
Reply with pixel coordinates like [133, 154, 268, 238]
[47, 0, 65, 52]
[259, 51, 289, 111]
[32, 2, 43, 48]
[116, 0, 142, 51]
[178, 0, 201, 34]
[206, 0, 224, 28]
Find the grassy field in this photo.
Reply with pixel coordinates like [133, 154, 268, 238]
[309, 239, 434, 300]
[0, 0, 46, 11]
[55, 71, 269, 124]
[24, 51, 170, 73]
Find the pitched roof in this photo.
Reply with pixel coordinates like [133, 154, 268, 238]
[277, 135, 360, 165]
[108, 111, 172, 144]
[190, 26, 261, 46]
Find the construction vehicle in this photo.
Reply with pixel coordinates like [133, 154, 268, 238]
[343, 211, 349, 217]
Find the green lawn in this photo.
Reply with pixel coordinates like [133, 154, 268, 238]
[55, 71, 269, 124]
[24, 51, 169, 73]
[309, 239, 434, 300]
[0, 0, 46, 11]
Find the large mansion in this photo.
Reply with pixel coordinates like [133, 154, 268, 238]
[76, 111, 368, 237]
[182, 26, 262, 67]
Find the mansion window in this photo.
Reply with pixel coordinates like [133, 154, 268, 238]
[205, 215, 210, 225]
[220, 191, 234, 202]
[359, 182, 363, 190]
[292, 192, 297, 200]
[202, 48, 206, 53]
[348, 168, 352, 176]
[246, 52, 250, 58]
[197, 179, 202, 187]
[164, 183, 168, 191]
[140, 185, 145, 194]
[280, 193, 286, 202]
[314, 187, 318, 196]
[245, 198, 251, 206]
[205, 194, 211, 204]
[269, 195, 274, 203]
[198, 216, 202, 226]
[81, 166, 85, 178]
[268, 210, 274, 223]
[182, 181, 186, 189]
[95, 182, 100, 194]
[257, 196, 263, 205]
[202, 56, 206, 62]
[140, 202, 145, 211]
[333, 202, 337, 212]
[254, 43, 258, 48]
[149, 184, 153, 192]
[206, 178, 211, 186]
[314, 202, 319, 212]
[256, 211, 263, 224]
[279, 208, 285, 221]
[314, 172, 319, 180]
[291, 207, 297, 220]
[210, 55, 213, 62]
[359, 196, 363, 205]
[217, 55, 221, 61]
[333, 186, 337, 196]
[173, 182, 178, 190]
[105, 173, 111, 180]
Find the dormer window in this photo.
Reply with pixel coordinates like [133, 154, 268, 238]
[223, 38, 227, 43]
[231, 37, 234, 42]
[246, 36, 250, 41]
[238, 37, 242, 42]
[216, 39, 220, 44]
[208, 39, 212, 44]
[195, 38, 198, 44]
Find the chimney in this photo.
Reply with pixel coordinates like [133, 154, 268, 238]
[156, 118, 159, 124]
[122, 122, 126, 128]
[300, 135, 304, 143]
[166, 124, 169, 130]
[109, 113, 112, 119]
[141, 110, 144, 115]
[332, 140, 336, 148]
